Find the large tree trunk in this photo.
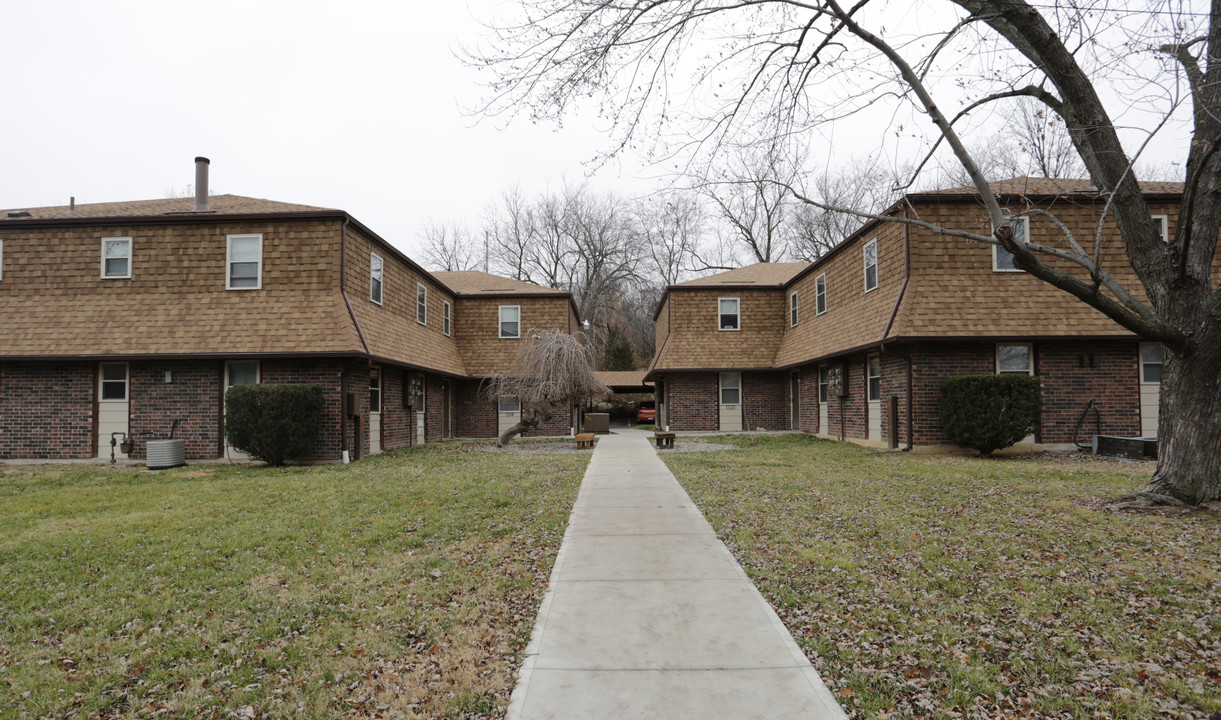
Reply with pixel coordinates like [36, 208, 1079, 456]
[496, 406, 552, 448]
[1144, 326, 1221, 504]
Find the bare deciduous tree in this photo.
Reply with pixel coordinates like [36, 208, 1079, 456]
[789, 158, 904, 261]
[634, 192, 703, 286]
[420, 220, 482, 272]
[475, 0, 1221, 504]
[701, 146, 793, 263]
[484, 329, 609, 446]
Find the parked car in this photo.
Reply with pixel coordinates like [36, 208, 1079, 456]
[636, 401, 656, 423]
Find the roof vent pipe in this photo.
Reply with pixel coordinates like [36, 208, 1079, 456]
[193, 157, 210, 212]
[69, 196, 75, 214]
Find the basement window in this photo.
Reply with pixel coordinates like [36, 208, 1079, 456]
[718, 297, 740, 331]
[101, 237, 132, 279]
[227, 234, 262, 289]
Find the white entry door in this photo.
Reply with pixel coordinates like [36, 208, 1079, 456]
[369, 368, 382, 454]
[97, 362, 130, 459]
[818, 365, 829, 434]
[866, 356, 882, 441]
[719, 372, 743, 432]
[1139, 343, 1162, 438]
[498, 397, 521, 436]
[224, 360, 259, 459]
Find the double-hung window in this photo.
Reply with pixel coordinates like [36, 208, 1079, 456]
[863, 238, 878, 292]
[993, 217, 1028, 272]
[416, 283, 427, 325]
[227, 234, 262, 289]
[815, 273, 827, 315]
[99, 362, 129, 400]
[443, 301, 452, 336]
[867, 356, 881, 401]
[997, 343, 1033, 375]
[370, 253, 384, 305]
[718, 297, 740, 331]
[0, 239, 5, 281]
[101, 237, 132, 279]
[1151, 215, 1169, 243]
[368, 368, 381, 413]
[1140, 343, 1164, 383]
[499, 305, 521, 338]
[818, 365, 829, 403]
[789, 291, 799, 327]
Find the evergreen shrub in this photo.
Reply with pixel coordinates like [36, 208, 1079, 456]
[938, 374, 1043, 457]
[225, 383, 324, 466]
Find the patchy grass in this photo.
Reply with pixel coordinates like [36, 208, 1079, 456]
[0, 441, 588, 719]
[662, 435, 1220, 719]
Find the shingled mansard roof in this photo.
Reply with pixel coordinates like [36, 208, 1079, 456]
[0, 194, 339, 220]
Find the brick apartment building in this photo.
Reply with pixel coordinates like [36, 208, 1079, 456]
[0, 159, 581, 462]
[646, 177, 1207, 451]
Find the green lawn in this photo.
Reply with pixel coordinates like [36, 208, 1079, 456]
[662, 435, 1220, 719]
[0, 442, 588, 719]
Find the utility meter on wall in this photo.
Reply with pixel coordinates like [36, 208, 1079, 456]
[827, 364, 847, 397]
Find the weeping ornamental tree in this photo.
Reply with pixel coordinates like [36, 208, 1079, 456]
[475, 0, 1221, 505]
[485, 329, 610, 447]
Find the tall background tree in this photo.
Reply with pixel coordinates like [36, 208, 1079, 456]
[473, 0, 1221, 504]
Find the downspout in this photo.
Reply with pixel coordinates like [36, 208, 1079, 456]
[879, 204, 912, 353]
[339, 218, 372, 456]
[905, 354, 914, 451]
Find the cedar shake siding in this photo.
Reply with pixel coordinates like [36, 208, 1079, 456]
[0, 196, 583, 461]
[646, 178, 1206, 453]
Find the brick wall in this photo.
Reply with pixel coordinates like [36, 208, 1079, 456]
[743, 371, 789, 431]
[1036, 341, 1140, 443]
[798, 365, 820, 433]
[908, 342, 995, 445]
[664, 372, 719, 431]
[456, 380, 497, 438]
[129, 361, 220, 460]
[523, 403, 574, 437]
[879, 353, 909, 447]
[0, 362, 94, 459]
[262, 358, 353, 460]
[379, 367, 412, 451]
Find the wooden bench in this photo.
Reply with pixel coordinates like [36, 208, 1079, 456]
[654, 432, 675, 449]
[575, 432, 597, 450]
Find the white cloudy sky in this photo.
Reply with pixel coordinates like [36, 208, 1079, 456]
[0, 1, 1195, 260]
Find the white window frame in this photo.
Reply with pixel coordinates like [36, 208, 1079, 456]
[416, 283, 427, 325]
[1139, 343, 1164, 384]
[226, 233, 263, 290]
[789, 291, 799, 327]
[99, 362, 129, 402]
[443, 300, 452, 336]
[498, 396, 521, 414]
[863, 237, 878, 292]
[1151, 215, 1169, 243]
[224, 359, 261, 388]
[369, 367, 381, 413]
[101, 237, 132, 279]
[370, 252, 384, 305]
[499, 305, 521, 339]
[996, 343, 1034, 375]
[719, 372, 741, 405]
[815, 273, 827, 315]
[718, 297, 740, 331]
[818, 364, 829, 403]
[0, 239, 4, 281]
[992, 217, 1029, 273]
[866, 355, 882, 401]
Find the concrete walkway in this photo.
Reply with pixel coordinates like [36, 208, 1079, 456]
[508, 432, 846, 719]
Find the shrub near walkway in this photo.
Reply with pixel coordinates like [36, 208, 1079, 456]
[662, 435, 1221, 719]
[0, 442, 587, 719]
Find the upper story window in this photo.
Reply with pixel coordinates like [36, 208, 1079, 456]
[1152, 215, 1169, 243]
[789, 291, 799, 327]
[227, 234, 262, 290]
[0, 239, 4, 281]
[993, 217, 1029, 273]
[443, 300, 452, 336]
[997, 343, 1033, 375]
[416, 283, 427, 325]
[1140, 343, 1164, 383]
[815, 273, 827, 315]
[101, 237, 132, 279]
[718, 297, 740, 331]
[99, 362, 128, 401]
[863, 237, 878, 292]
[370, 253, 384, 305]
[499, 305, 521, 338]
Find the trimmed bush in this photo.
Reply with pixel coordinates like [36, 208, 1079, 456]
[938, 374, 1043, 457]
[225, 384, 324, 466]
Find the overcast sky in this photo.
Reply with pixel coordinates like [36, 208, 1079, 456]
[0, 0, 658, 258]
[1, 1, 1194, 261]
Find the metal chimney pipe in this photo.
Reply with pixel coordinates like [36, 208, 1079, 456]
[193, 157, 210, 212]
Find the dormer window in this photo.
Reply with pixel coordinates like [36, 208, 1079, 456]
[102, 237, 132, 279]
[719, 297, 740, 331]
